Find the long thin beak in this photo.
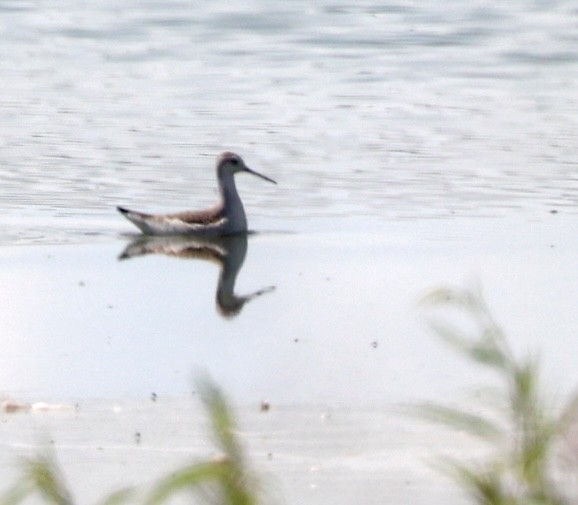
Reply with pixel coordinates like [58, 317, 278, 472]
[245, 166, 277, 184]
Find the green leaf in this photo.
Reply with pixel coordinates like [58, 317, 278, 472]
[146, 462, 223, 505]
[0, 481, 33, 505]
[413, 403, 503, 441]
[21, 453, 73, 505]
[96, 487, 135, 505]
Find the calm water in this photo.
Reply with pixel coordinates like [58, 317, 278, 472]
[1, 2, 578, 504]
[1, 0, 577, 244]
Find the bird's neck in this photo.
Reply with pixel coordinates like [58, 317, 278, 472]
[219, 174, 247, 230]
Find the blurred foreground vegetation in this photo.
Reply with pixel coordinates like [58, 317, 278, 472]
[0, 380, 258, 505]
[418, 286, 578, 505]
[2, 286, 578, 505]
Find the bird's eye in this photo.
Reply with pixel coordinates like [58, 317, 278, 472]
[230, 158, 239, 165]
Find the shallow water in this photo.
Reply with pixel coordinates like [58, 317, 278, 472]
[1, 1, 578, 503]
[2, 216, 577, 502]
[1, 215, 577, 405]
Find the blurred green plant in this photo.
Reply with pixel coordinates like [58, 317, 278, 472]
[146, 379, 258, 505]
[5, 286, 578, 505]
[0, 379, 258, 505]
[418, 285, 578, 505]
[0, 451, 74, 505]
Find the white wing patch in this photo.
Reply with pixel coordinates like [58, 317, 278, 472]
[124, 212, 229, 237]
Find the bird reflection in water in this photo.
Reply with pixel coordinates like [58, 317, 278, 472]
[118, 234, 275, 318]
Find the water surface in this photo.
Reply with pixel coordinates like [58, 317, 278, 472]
[0, 0, 577, 244]
[1, 1, 577, 503]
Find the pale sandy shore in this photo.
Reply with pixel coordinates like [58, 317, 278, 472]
[0, 397, 482, 505]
